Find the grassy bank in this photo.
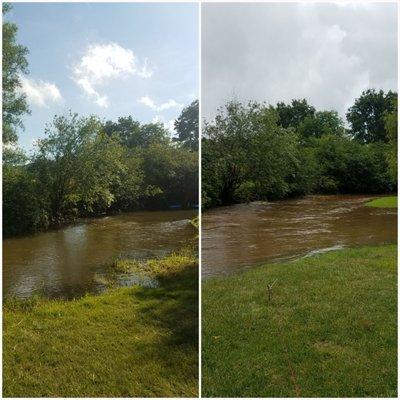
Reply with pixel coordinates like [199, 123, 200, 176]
[202, 245, 397, 397]
[366, 196, 397, 208]
[4, 251, 198, 397]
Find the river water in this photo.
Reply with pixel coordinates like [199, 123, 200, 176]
[4, 210, 197, 299]
[202, 195, 397, 278]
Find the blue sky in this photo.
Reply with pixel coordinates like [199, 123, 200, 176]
[7, 2, 198, 150]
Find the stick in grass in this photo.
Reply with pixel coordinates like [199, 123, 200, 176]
[267, 279, 278, 302]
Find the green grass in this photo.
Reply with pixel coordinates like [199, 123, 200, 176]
[202, 245, 397, 397]
[110, 247, 197, 278]
[4, 251, 198, 397]
[366, 196, 397, 208]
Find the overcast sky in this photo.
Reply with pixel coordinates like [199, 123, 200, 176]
[8, 3, 198, 150]
[202, 2, 397, 121]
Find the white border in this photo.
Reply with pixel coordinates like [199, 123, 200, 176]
[198, 0, 202, 398]
[1, 1, 399, 399]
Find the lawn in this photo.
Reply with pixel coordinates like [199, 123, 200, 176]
[202, 245, 397, 397]
[3, 251, 198, 397]
[366, 196, 397, 208]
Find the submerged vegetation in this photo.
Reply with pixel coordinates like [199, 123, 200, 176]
[203, 92, 397, 208]
[202, 245, 397, 397]
[366, 196, 397, 208]
[4, 248, 199, 397]
[110, 247, 197, 278]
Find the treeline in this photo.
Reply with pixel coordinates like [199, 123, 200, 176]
[202, 89, 397, 208]
[2, 4, 198, 237]
[4, 103, 199, 237]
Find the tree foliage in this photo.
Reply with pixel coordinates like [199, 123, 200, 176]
[203, 90, 397, 208]
[346, 89, 397, 143]
[2, 3, 30, 144]
[4, 110, 198, 237]
[276, 99, 315, 129]
[174, 100, 199, 151]
[384, 98, 398, 182]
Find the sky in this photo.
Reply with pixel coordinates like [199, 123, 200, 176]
[202, 2, 398, 121]
[7, 2, 198, 150]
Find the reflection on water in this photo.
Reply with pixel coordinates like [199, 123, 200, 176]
[202, 195, 397, 278]
[3, 210, 197, 299]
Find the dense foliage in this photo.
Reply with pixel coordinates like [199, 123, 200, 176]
[4, 111, 198, 236]
[202, 90, 397, 208]
[174, 100, 199, 151]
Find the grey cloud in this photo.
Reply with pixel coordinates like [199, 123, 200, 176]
[202, 2, 397, 121]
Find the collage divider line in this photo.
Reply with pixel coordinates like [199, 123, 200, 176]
[198, 0, 202, 398]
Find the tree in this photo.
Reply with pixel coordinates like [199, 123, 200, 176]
[384, 98, 398, 183]
[103, 116, 169, 148]
[3, 164, 50, 236]
[312, 135, 392, 194]
[32, 112, 133, 222]
[2, 3, 30, 144]
[202, 100, 307, 206]
[202, 92, 396, 209]
[298, 110, 345, 141]
[174, 99, 199, 151]
[346, 89, 397, 143]
[140, 143, 198, 208]
[276, 99, 315, 129]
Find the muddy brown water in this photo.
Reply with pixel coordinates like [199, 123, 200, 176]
[202, 195, 397, 278]
[4, 210, 197, 299]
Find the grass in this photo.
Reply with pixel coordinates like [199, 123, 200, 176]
[366, 196, 397, 208]
[202, 245, 397, 397]
[110, 247, 197, 278]
[190, 215, 199, 229]
[3, 250, 198, 398]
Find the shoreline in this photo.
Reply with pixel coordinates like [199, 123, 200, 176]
[202, 192, 396, 212]
[4, 249, 199, 397]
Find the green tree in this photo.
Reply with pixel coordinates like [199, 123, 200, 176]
[276, 99, 315, 129]
[2, 3, 30, 144]
[140, 143, 198, 208]
[174, 99, 199, 151]
[203, 100, 307, 206]
[202, 92, 396, 209]
[103, 116, 169, 148]
[3, 164, 49, 236]
[346, 89, 397, 143]
[298, 110, 345, 141]
[33, 112, 133, 222]
[384, 98, 398, 183]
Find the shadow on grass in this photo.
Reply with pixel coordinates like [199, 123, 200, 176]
[133, 263, 199, 349]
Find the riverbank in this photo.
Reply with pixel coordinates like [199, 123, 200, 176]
[3, 250, 198, 397]
[202, 245, 397, 397]
[366, 196, 397, 208]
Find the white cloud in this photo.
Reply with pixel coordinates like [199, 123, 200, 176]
[140, 95, 157, 109]
[95, 96, 109, 108]
[19, 76, 62, 107]
[72, 42, 153, 107]
[139, 96, 183, 111]
[152, 115, 176, 134]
